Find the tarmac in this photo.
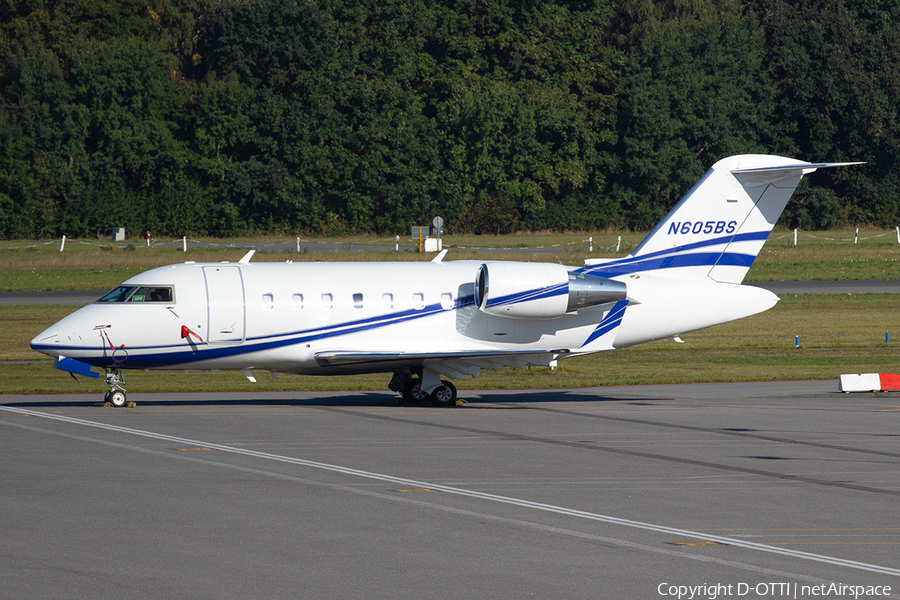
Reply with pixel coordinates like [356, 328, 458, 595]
[4, 279, 899, 597]
[2, 382, 899, 598]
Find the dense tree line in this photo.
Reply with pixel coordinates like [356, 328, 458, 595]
[1, 0, 898, 238]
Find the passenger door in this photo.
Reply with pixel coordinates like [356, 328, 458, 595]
[204, 266, 245, 344]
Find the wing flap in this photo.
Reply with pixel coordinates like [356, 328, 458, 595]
[314, 349, 570, 378]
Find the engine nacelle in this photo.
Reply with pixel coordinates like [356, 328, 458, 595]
[474, 262, 627, 319]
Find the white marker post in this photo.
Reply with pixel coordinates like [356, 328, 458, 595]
[616, 236, 621, 252]
[296, 237, 300, 252]
[854, 228, 859, 244]
[60, 235, 66, 252]
[432, 216, 444, 252]
[183, 236, 187, 252]
[395, 235, 399, 251]
[589, 236, 593, 252]
[793, 228, 797, 246]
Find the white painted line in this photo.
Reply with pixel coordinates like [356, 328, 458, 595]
[4, 405, 899, 578]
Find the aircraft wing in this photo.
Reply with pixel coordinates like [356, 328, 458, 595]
[314, 349, 570, 379]
[314, 296, 628, 379]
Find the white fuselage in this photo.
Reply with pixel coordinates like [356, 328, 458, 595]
[31, 258, 778, 377]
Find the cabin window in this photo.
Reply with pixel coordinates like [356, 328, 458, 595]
[353, 293, 363, 309]
[382, 293, 393, 309]
[292, 294, 304, 310]
[412, 292, 425, 310]
[322, 293, 333, 309]
[441, 292, 453, 310]
[262, 293, 274, 310]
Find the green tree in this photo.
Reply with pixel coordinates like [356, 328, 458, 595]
[429, 0, 620, 232]
[199, 0, 446, 234]
[0, 0, 208, 238]
[0, 37, 76, 237]
[611, 2, 775, 228]
[750, 0, 900, 228]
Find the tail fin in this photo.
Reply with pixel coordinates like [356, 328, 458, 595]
[593, 155, 861, 284]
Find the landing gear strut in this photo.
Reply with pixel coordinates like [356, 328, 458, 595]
[389, 372, 429, 403]
[103, 368, 130, 407]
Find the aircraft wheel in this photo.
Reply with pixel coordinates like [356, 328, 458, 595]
[430, 381, 457, 407]
[109, 391, 127, 408]
[103, 391, 111, 404]
[403, 379, 428, 404]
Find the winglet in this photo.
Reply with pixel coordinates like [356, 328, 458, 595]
[239, 250, 255, 263]
[432, 249, 448, 263]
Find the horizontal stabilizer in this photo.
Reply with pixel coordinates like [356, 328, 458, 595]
[732, 161, 863, 174]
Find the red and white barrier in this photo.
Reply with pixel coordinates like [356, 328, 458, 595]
[839, 373, 900, 392]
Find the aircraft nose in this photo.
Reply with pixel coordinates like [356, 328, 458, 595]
[31, 323, 60, 356]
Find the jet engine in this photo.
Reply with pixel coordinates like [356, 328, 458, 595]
[474, 262, 627, 319]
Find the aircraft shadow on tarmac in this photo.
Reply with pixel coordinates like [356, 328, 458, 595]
[3, 389, 670, 409]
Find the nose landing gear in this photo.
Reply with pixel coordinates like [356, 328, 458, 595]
[103, 368, 134, 407]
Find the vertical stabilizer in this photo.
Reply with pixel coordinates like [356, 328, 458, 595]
[614, 155, 860, 283]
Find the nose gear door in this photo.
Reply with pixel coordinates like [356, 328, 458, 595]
[204, 266, 245, 344]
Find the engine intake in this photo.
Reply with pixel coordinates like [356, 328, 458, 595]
[474, 262, 626, 319]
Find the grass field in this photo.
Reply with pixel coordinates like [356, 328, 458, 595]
[1, 227, 898, 291]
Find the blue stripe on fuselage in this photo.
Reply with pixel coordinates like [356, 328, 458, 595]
[37, 294, 483, 369]
[484, 282, 568, 309]
[581, 299, 629, 347]
[578, 230, 767, 278]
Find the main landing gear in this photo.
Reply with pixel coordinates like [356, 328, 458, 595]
[103, 367, 133, 408]
[389, 371, 459, 407]
[428, 380, 458, 407]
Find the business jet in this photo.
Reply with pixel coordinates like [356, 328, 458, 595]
[31, 155, 858, 407]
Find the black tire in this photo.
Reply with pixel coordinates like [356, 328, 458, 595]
[109, 391, 127, 407]
[403, 379, 428, 403]
[430, 381, 458, 407]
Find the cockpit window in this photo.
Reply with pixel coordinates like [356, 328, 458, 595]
[130, 286, 174, 303]
[95, 286, 174, 303]
[97, 286, 136, 303]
